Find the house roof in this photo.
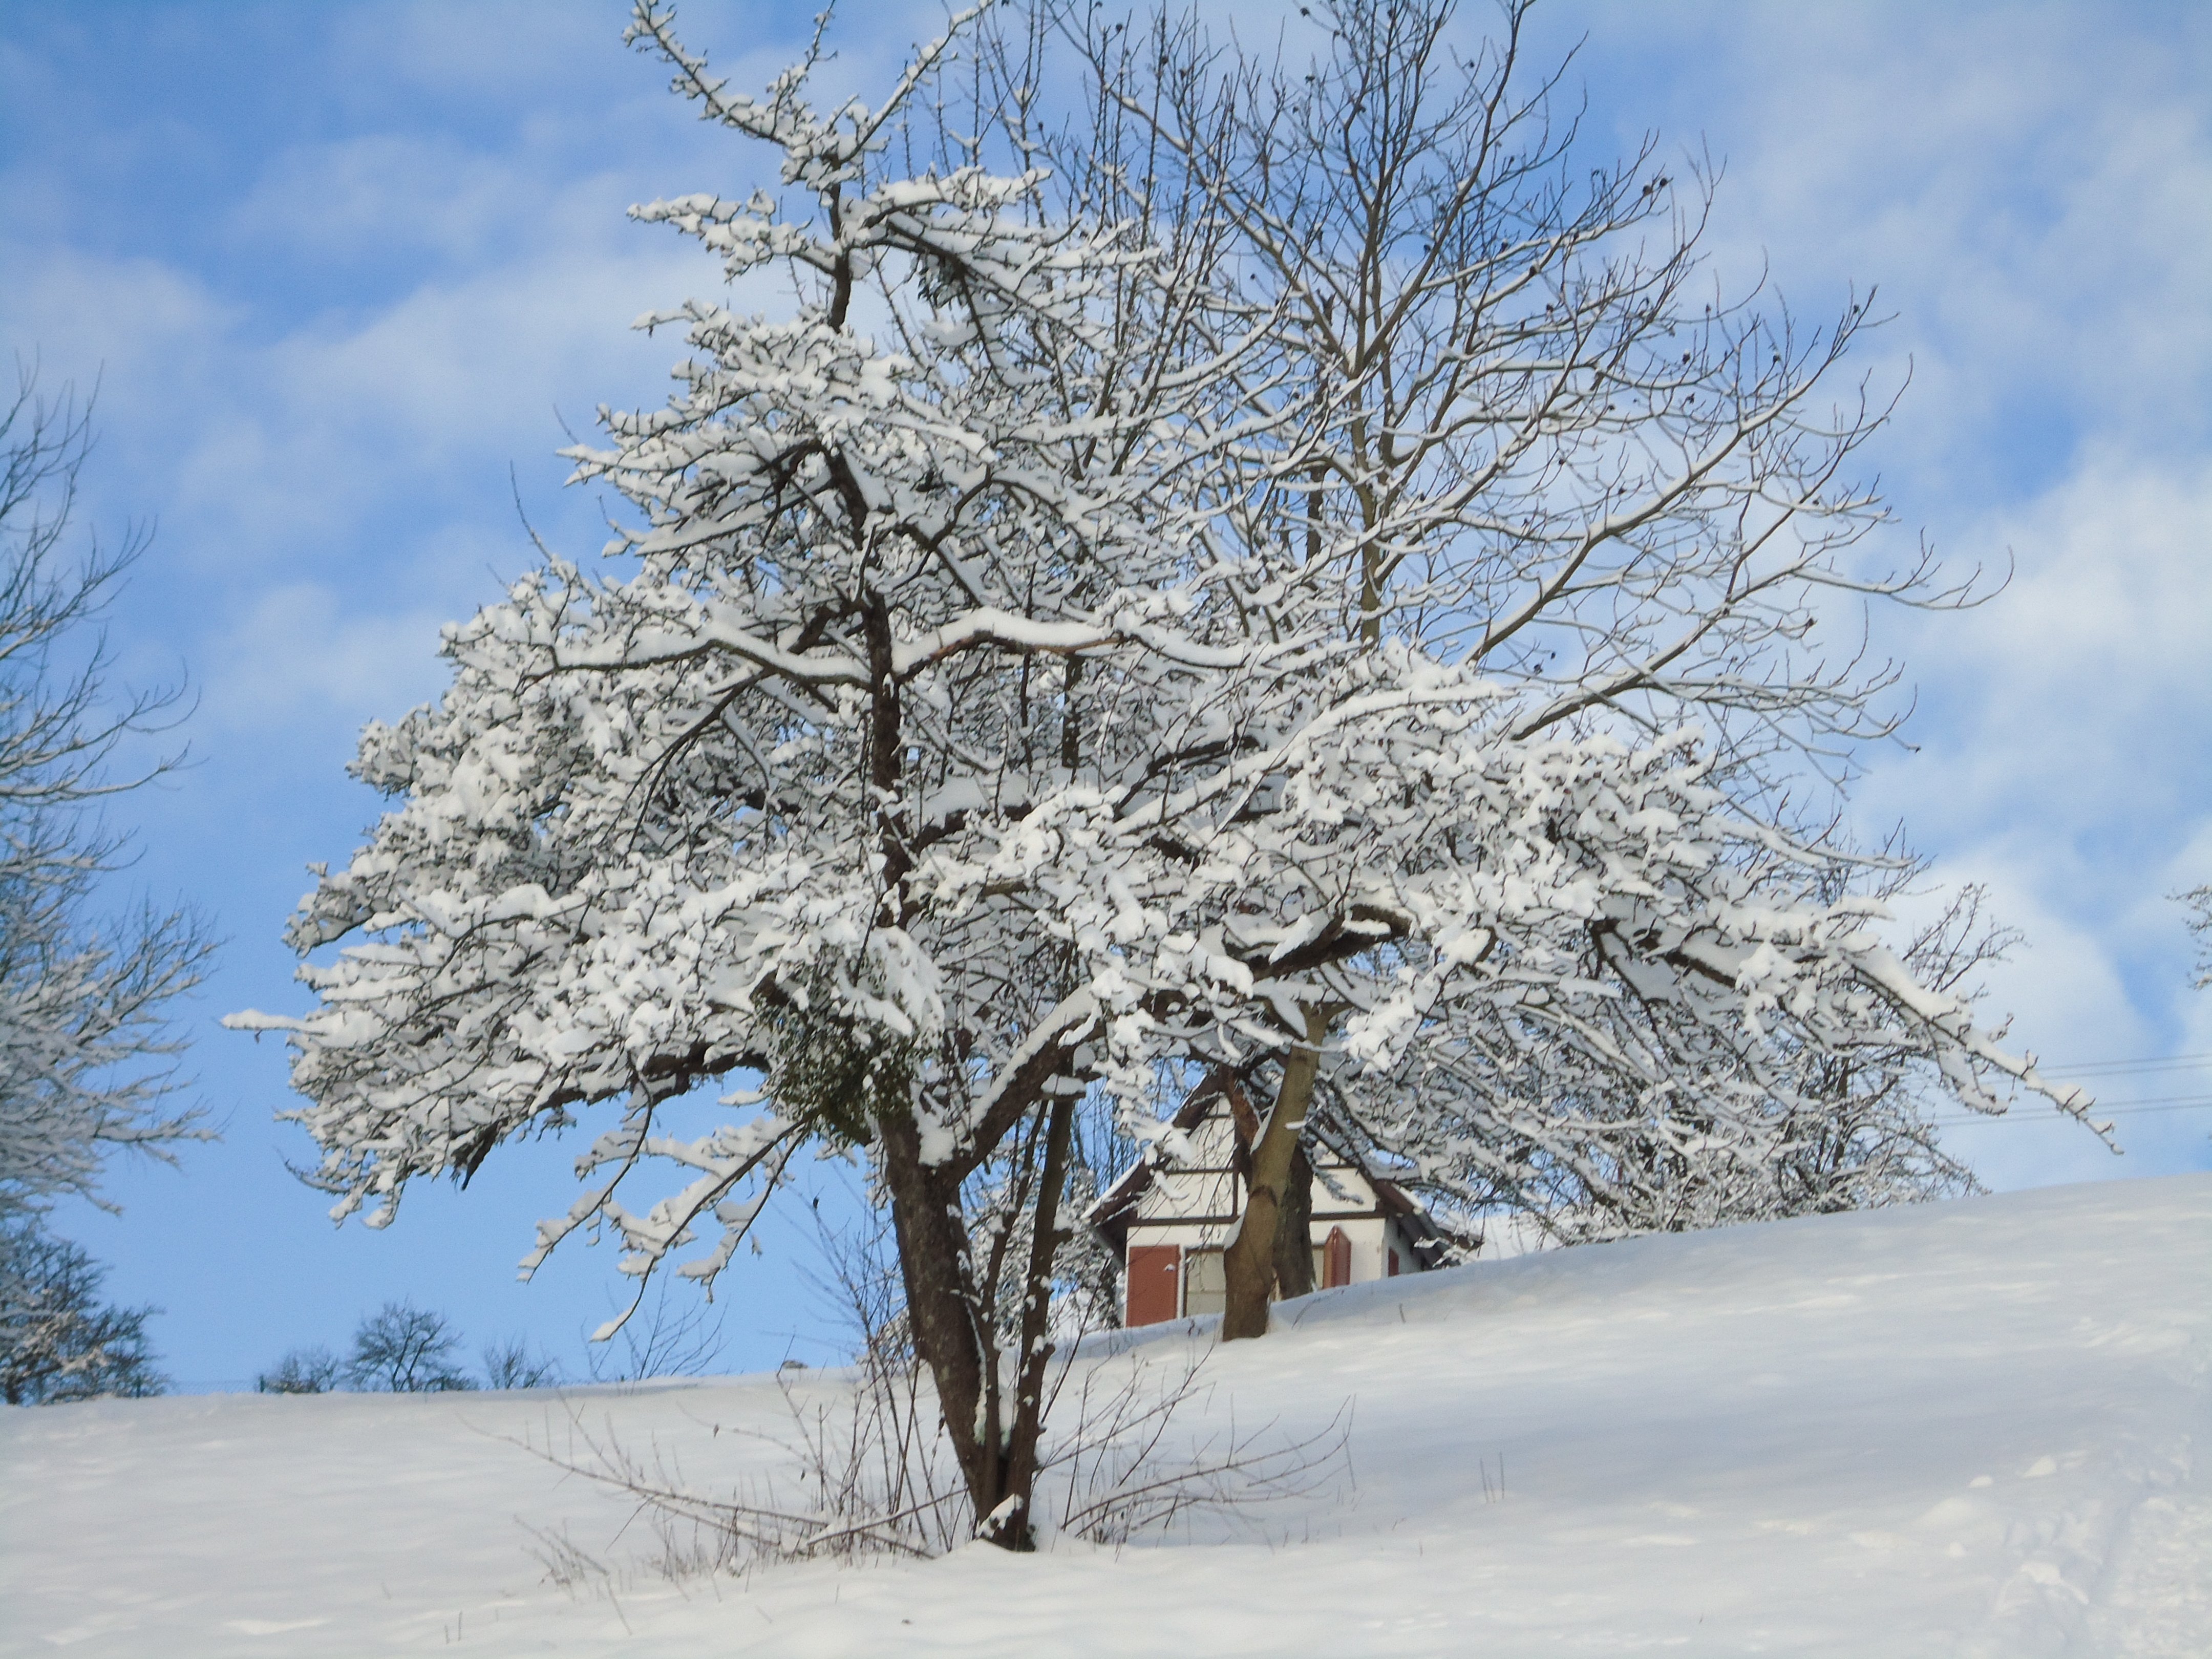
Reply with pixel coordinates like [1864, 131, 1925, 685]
[1088, 1078, 1455, 1263]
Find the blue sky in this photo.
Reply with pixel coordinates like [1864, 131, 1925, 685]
[4, 1, 2208, 1392]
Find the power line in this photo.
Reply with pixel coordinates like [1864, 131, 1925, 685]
[2029, 1091, 2212, 1111]
[1927, 1097, 2212, 1130]
[2034, 1051, 2212, 1078]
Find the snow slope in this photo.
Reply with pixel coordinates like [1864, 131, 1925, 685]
[5, 1174, 2207, 1656]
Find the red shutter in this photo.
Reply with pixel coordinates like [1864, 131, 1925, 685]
[1388, 1248, 1401, 1278]
[1126, 1244, 1181, 1326]
[1324, 1226, 1352, 1289]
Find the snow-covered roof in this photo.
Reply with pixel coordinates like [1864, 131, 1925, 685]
[1089, 1079, 1450, 1262]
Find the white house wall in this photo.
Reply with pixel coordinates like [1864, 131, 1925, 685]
[1111, 1099, 1439, 1324]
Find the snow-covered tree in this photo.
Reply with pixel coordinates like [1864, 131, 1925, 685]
[1051, 0, 2101, 1329]
[1314, 869, 2026, 1254]
[0, 368, 206, 1412]
[240, 2, 2094, 1545]
[236, 0, 1284, 1548]
[0, 367, 212, 1226]
[0, 1218, 165, 1403]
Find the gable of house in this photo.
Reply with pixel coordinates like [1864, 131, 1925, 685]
[1092, 1090, 1453, 1327]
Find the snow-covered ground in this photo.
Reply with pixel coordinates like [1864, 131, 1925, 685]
[6, 1174, 2207, 1655]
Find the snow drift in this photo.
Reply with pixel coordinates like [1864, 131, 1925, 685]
[5, 1173, 2206, 1655]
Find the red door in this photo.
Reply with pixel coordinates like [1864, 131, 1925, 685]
[1126, 1244, 1181, 1326]
[1324, 1226, 1352, 1289]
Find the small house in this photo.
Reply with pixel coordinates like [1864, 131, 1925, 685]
[1091, 1086, 1454, 1327]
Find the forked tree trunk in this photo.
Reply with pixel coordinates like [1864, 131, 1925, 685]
[1221, 1006, 1331, 1339]
[872, 1085, 1078, 1552]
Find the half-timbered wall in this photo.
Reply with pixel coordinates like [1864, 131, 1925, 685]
[1112, 1099, 1433, 1326]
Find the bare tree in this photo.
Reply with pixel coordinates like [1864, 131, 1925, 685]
[345, 1301, 477, 1393]
[260, 1325, 560, 1392]
[256, 1343, 342, 1395]
[483, 1337, 563, 1391]
[0, 364, 211, 1225]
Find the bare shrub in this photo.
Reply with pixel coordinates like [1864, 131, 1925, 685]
[519, 1520, 610, 1593]
[483, 1337, 562, 1391]
[505, 1184, 1349, 1579]
[1040, 1343, 1353, 1546]
[256, 1344, 341, 1395]
[505, 1332, 1351, 1582]
[582, 1282, 726, 1387]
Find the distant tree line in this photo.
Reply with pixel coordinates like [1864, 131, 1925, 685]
[257, 1300, 560, 1395]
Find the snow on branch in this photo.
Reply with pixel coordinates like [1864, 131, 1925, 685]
[248, 6, 2095, 1424]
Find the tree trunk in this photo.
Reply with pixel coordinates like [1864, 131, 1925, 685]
[1272, 1139, 1315, 1302]
[873, 1078, 1078, 1552]
[1221, 1006, 1330, 1340]
[987, 1088, 1078, 1551]
[872, 1107, 999, 1518]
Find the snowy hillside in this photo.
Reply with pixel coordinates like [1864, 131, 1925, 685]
[6, 1174, 2207, 1656]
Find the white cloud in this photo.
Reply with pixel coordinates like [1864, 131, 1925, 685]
[1862, 450, 2212, 853]
[1794, 12, 2204, 453]
[221, 134, 592, 270]
[202, 583, 450, 735]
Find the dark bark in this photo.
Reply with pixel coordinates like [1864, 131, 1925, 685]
[872, 1058, 1080, 1552]
[988, 1087, 1079, 1551]
[871, 1107, 995, 1509]
[1272, 1139, 1315, 1301]
[1221, 1006, 1330, 1339]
